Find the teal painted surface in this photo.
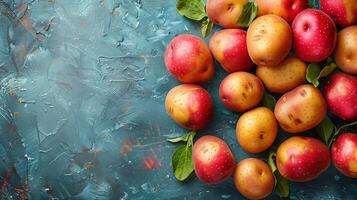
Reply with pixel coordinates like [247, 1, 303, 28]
[0, 0, 355, 199]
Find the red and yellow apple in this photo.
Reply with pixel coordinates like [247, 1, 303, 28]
[193, 135, 236, 184]
[320, 0, 357, 27]
[323, 72, 357, 121]
[219, 72, 264, 112]
[236, 107, 278, 153]
[206, 0, 248, 28]
[292, 9, 337, 62]
[256, 0, 309, 23]
[277, 136, 331, 182]
[165, 84, 213, 130]
[334, 26, 357, 75]
[274, 84, 327, 133]
[209, 29, 254, 73]
[165, 34, 214, 83]
[247, 14, 292, 66]
[331, 133, 357, 178]
[256, 56, 307, 94]
[234, 158, 274, 199]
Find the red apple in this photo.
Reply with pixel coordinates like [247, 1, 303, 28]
[206, 0, 248, 28]
[331, 133, 357, 178]
[323, 72, 357, 121]
[292, 9, 337, 62]
[165, 34, 215, 83]
[193, 135, 236, 184]
[256, 0, 309, 23]
[277, 136, 331, 182]
[320, 0, 357, 27]
[165, 84, 214, 130]
[209, 29, 254, 73]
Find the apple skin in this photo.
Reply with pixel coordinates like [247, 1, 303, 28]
[206, 0, 248, 28]
[165, 34, 214, 83]
[165, 84, 214, 130]
[320, 0, 357, 27]
[292, 9, 337, 62]
[256, 0, 309, 23]
[323, 72, 357, 121]
[234, 158, 274, 199]
[334, 26, 357, 75]
[219, 72, 264, 112]
[277, 136, 331, 182]
[193, 135, 236, 184]
[209, 29, 255, 73]
[331, 133, 357, 178]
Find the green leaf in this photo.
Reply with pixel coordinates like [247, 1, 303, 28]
[275, 172, 290, 198]
[236, 2, 258, 27]
[261, 92, 276, 111]
[172, 144, 194, 181]
[201, 18, 214, 37]
[167, 132, 195, 143]
[268, 151, 289, 198]
[176, 0, 206, 21]
[318, 62, 337, 79]
[316, 116, 335, 145]
[306, 63, 321, 87]
[268, 152, 277, 173]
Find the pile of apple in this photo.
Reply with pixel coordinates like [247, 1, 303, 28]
[164, 0, 357, 199]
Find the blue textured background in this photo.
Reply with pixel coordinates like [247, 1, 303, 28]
[0, 0, 356, 199]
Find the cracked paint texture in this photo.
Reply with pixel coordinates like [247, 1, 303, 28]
[0, 0, 356, 199]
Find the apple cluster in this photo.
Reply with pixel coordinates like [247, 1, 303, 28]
[164, 0, 357, 199]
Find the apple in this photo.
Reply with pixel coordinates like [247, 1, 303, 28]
[292, 9, 337, 62]
[331, 133, 357, 178]
[323, 72, 357, 121]
[234, 158, 274, 199]
[274, 84, 327, 134]
[165, 84, 213, 130]
[165, 34, 214, 83]
[219, 72, 264, 112]
[256, 0, 309, 23]
[206, 0, 248, 28]
[320, 0, 357, 27]
[277, 136, 331, 182]
[334, 26, 357, 75]
[247, 14, 292, 66]
[209, 29, 254, 73]
[193, 135, 236, 184]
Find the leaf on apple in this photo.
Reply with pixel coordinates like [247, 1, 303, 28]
[268, 152, 290, 198]
[176, 0, 214, 37]
[236, 2, 258, 27]
[201, 18, 214, 38]
[176, 0, 206, 21]
[316, 116, 336, 146]
[306, 60, 337, 87]
[170, 132, 196, 181]
[329, 121, 357, 147]
[261, 92, 276, 111]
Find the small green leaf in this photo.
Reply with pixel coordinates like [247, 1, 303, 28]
[318, 63, 337, 79]
[201, 18, 214, 37]
[268, 152, 277, 173]
[172, 144, 194, 181]
[167, 132, 195, 143]
[261, 92, 276, 111]
[176, 0, 206, 21]
[236, 2, 258, 27]
[268, 151, 289, 198]
[275, 172, 290, 198]
[316, 116, 335, 145]
[306, 63, 321, 87]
